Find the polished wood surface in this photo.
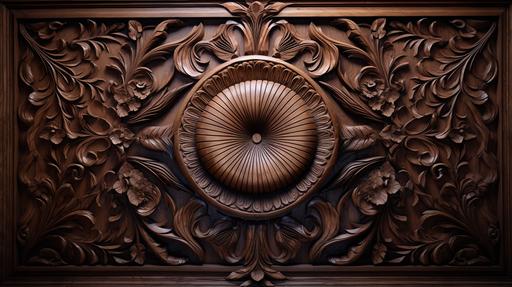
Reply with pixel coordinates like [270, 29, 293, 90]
[1, 0, 512, 286]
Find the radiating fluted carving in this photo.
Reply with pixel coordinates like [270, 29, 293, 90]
[175, 57, 337, 218]
[196, 79, 318, 194]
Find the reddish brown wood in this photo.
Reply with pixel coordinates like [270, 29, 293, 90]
[1, 0, 512, 286]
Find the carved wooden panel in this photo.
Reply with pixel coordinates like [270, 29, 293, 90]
[2, 0, 512, 286]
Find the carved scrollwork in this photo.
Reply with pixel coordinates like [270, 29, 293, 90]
[173, 1, 338, 79]
[18, 19, 199, 266]
[310, 18, 498, 267]
[177, 198, 318, 286]
[16, 2, 499, 286]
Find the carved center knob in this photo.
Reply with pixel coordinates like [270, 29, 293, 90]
[175, 57, 337, 218]
[195, 80, 318, 194]
[251, 133, 262, 144]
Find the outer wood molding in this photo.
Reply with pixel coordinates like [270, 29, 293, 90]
[0, 2, 16, 282]
[1, 0, 512, 286]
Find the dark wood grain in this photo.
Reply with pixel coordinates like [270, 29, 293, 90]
[1, 0, 512, 286]
[503, 3, 512, 276]
[0, 3, 16, 282]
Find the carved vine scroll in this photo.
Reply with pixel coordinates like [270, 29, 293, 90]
[17, 1, 498, 286]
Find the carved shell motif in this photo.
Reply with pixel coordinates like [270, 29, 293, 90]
[174, 56, 338, 219]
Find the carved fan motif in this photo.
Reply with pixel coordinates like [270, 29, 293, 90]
[196, 79, 318, 194]
[175, 56, 337, 219]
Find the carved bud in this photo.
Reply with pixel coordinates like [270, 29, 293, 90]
[352, 162, 401, 215]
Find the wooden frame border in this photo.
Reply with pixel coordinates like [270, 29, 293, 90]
[0, 1, 16, 284]
[1, 0, 512, 285]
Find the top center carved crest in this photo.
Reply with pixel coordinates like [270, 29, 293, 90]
[174, 0, 337, 79]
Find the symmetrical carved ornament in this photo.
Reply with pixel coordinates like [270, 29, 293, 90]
[175, 56, 337, 219]
[17, 1, 499, 286]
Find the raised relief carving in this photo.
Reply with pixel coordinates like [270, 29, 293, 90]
[17, 1, 499, 286]
[175, 56, 337, 219]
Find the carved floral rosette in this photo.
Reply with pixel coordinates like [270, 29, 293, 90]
[174, 56, 337, 219]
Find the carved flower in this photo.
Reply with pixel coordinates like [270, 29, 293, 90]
[40, 124, 66, 145]
[360, 77, 384, 99]
[352, 162, 401, 215]
[358, 74, 400, 117]
[449, 117, 477, 144]
[369, 93, 399, 117]
[127, 68, 155, 100]
[108, 68, 156, 118]
[113, 163, 161, 216]
[109, 127, 134, 153]
[108, 82, 140, 118]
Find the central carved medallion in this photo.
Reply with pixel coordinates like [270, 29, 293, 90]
[196, 79, 318, 194]
[174, 56, 338, 219]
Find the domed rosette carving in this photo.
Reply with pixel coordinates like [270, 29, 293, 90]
[196, 80, 318, 194]
[174, 56, 337, 219]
